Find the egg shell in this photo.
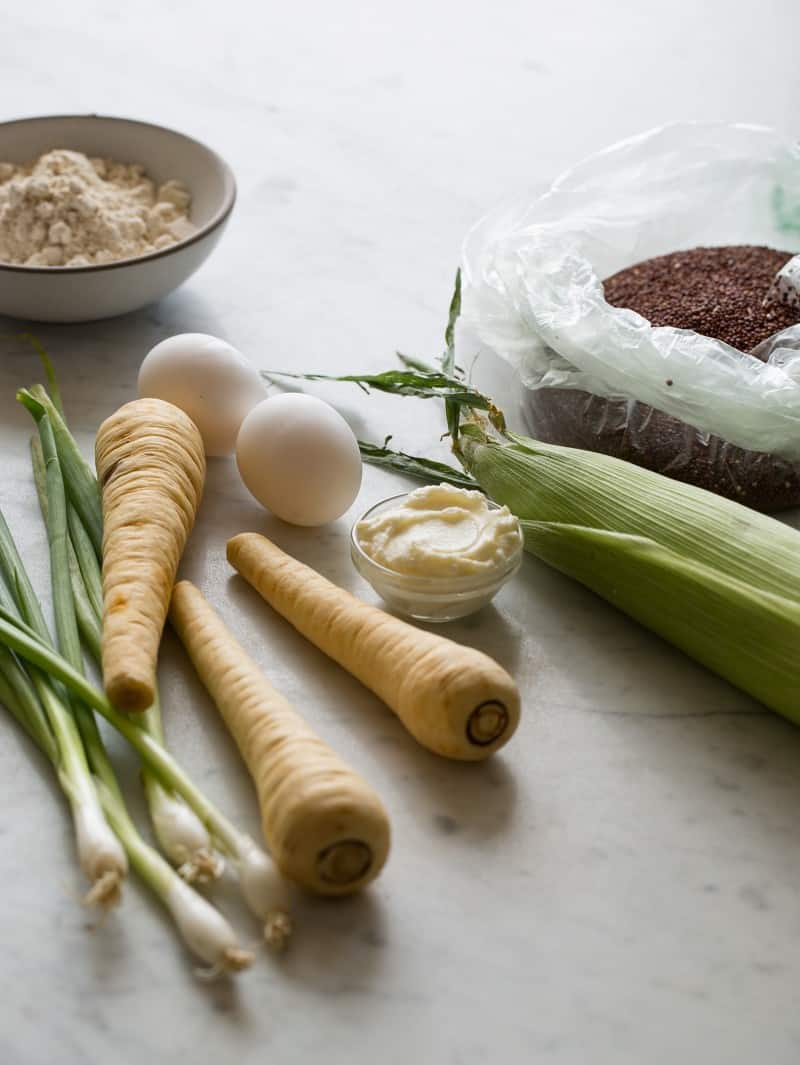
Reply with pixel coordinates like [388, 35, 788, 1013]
[236, 394, 363, 526]
[138, 333, 266, 456]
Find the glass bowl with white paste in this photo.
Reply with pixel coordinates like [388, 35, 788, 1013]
[0, 114, 235, 322]
[351, 485, 523, 622]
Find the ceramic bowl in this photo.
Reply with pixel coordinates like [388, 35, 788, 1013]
[0, 114, 236, 322]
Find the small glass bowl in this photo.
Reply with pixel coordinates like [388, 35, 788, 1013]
[350, 493, 523, 623]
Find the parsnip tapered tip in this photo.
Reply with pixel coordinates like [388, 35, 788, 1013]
[104, 674, 155, 714]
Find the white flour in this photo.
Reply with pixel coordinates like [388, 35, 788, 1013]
[0, 149, 195, 267]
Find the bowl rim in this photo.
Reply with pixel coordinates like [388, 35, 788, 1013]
[350, 490, 524, 592]
[0, 113, 237, 275]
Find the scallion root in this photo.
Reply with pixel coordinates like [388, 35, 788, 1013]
[195, 947, 256, 982]
[264, 910, 293, 952]
[178, 849, 225, 885]
[72, 792, 128, 905]
[83, 868, 123, 910]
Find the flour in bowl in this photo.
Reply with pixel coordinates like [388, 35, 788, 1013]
[0, 149, 196, 267]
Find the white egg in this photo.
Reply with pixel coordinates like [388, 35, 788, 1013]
[236, 394, 362, 526]
[138, 333, 266, 456]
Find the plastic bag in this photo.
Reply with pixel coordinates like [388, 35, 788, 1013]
[455, 122, 800, 509]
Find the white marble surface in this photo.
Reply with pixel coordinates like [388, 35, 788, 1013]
[2, 2, 800, 1063]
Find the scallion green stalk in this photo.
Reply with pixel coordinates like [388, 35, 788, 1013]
[30, 436, 103, 658]
[17, 387, 103, 556]
[0, 647, 57, 762]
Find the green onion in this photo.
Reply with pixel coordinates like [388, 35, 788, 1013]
[17, 386, 103, 556]
[96, 781, 252, 973]
[2, 417, 128, 904]
[0, 601, 290, 941]
[66, 507, 103, 620]
[0, 647, 57, 762]
[0, 536, 127, 905]
[138, 693, 223, 884]
[30, 436, 102, 658]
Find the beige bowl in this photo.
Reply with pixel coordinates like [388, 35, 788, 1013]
[0, 114, 236, 323]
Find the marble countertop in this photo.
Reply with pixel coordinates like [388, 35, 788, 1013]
[2, 2, 800, 1063]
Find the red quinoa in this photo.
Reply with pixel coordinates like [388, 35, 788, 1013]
[603, 245, 797, 354]
[525, 245, 800, 511]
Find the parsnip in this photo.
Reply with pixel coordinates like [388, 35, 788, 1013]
[227, 533, 520, 761]
[95, 398, 205, 712]
[169, 580, 391, 896]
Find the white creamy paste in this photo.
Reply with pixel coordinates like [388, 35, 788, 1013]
[356, 483, 522, 578]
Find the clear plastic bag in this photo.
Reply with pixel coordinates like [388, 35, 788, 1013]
[456, 122, 800, 510]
